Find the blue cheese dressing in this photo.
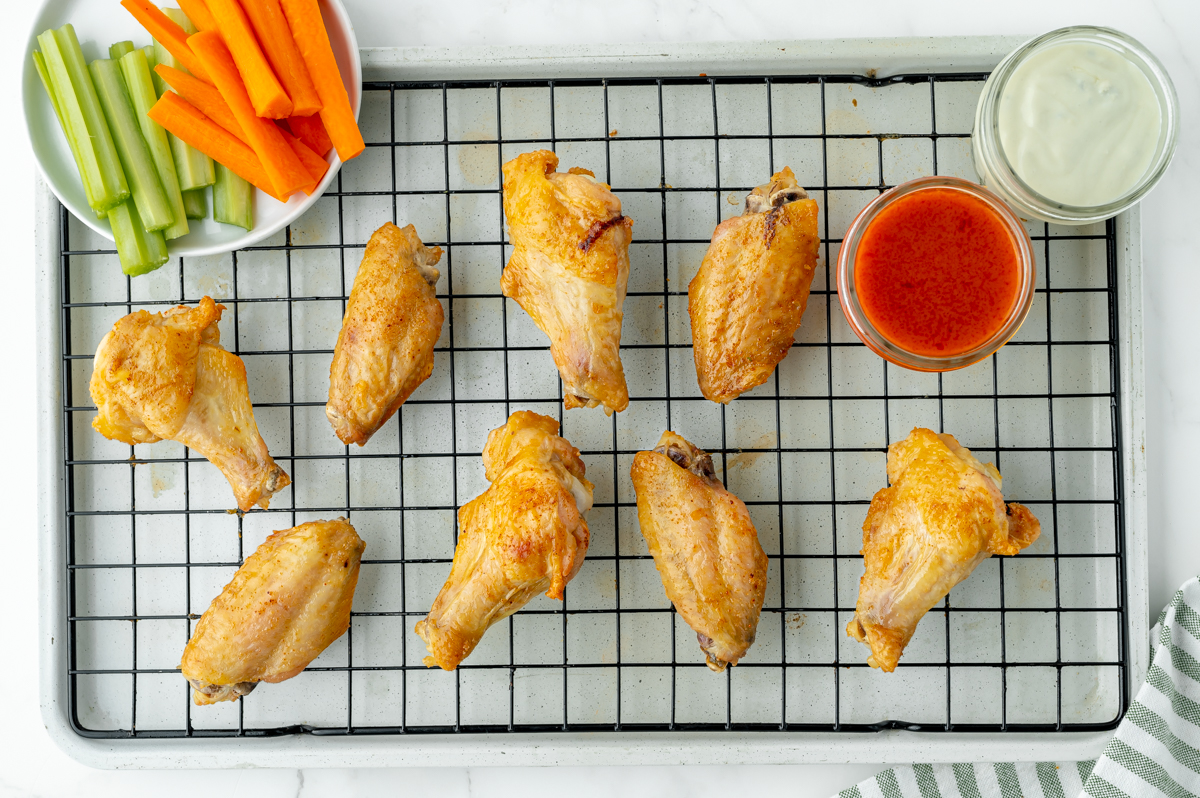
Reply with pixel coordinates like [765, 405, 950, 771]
[997, 41, 1162, 207]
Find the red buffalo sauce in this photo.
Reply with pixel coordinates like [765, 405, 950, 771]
[853, 187, 1021, 357]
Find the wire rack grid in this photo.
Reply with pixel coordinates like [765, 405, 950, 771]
[57, 71, 1128, 739]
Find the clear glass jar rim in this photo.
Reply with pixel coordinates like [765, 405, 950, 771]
[836, 177, 1037, 372]
[984, 25, 1179, 216]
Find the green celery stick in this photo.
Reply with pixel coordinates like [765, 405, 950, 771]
[32, 49, 97, 206]
[149, 44, 167, 96]
[52, 26, 129, 211]
[163, 8, 198, 36]
[152, 33, 214, 191]
[182, 187, 209, 219]
[36, 27, 128, 212]
[120, 49, 188, 240]
[33, 49, 109, 221]
[142, 44, 157, 116]
[108, 200, 169, 275]
[90, 58, 174, 233]
[32, 51, 66, 133]
[213, 164, 253, 230]
[109, 41, 135, 60]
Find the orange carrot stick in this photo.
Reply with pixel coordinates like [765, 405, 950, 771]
[177, 0, 217, 31]
[242, 0, 322, 117]
[281, 124, 328, 192]
[190, 30, 311, 197]
[279, 0, 364, 161]
[156, 60, 327, 195]
[120, 0, 211, 83]
[155, 63, 244, 140]
[204, 0, 292, 119]
[148, 92, 287, 202]
[156, 63, 326, 193]
[285, 113, 332, 158]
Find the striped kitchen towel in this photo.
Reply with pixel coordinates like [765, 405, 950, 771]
[834, 576, 1200, 798]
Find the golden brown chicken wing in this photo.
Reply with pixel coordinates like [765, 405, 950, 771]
[327, 222, 444, 445]
[688, 167, 820, 403]
[501, 150, 632, 415]
[630, 431, 768, 671]
[416, 411, 593, 670]
[181, 518, 365, 705]
[90, 297, 290, 512]
[847, 428, 1041, 672]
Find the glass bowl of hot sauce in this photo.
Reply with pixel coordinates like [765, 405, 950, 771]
[837, 176, 1036, 372]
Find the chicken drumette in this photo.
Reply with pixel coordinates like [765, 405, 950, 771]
[416, 411, 593, 670]
[631, 431, 768, 671]
[181, 518, 365, 705]
[327, 222, 445, 445]
[501, 150, 632, 415]
[90, 296, 289, 512]
[847, 428, 1041, 672]
[689, 167, 820, 404]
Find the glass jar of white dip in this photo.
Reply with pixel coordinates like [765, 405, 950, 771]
[973, 26, 1178, 224]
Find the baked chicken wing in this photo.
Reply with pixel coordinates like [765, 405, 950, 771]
[90, 297, 290, 512]
[631, 431, 768, 671]
[416, 411, 593, 670]
[181, 518, 365, 705]
[688, 167, 820, 403]
[501, 150, 632, 414]
[847, 428, 1041, 672]
[327, 222, 444, 445]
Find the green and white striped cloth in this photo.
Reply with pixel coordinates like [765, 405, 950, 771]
[835, 577, 1200, 798]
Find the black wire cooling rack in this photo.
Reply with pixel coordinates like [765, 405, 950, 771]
[58, 72, 1128, 738]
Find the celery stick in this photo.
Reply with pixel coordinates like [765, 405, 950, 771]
[53, 26, 129, 211]
[36, 27, 128, 213]
[108, 200, 169, 276]
[144, 44, 206, 199]
[120, 49, 188, 240]
[213, 164, 253, 230]
[149, 43, 167, 96]
[168, 114, 215, 190]
[33, 49, 99, 206]
[182, 188, 209, 219]
[163, 8, 198, 36]
[109, 41, 135, 60]
[152, 37, 215, 191]
[90, 58, 174, 233]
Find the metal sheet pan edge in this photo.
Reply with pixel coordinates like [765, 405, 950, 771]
[36, 33, 1150, 767]
[359, 36, 1032, 81]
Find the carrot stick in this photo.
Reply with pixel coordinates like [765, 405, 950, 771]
[281, 124, 328, 192]
[155, 62, 243, 140]
[279, 0, 364, 161]
[285, 113, 331, 158]
[241, 0, 322, 117]
[148, 92, 287, 202]
[204, 0, 292, 119]
[177, 0, 217, 32]
[156, 62, 327, 193]
[120, 0, 211, 83]
[189, 30, 311, 197]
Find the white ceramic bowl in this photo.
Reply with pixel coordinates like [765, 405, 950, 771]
[23, 0, 361, 257]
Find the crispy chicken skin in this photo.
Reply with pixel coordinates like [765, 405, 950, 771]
[501, 150, 632, 415]
[416, 411, 593, 671]
[89, 297, 290, 512]
[181, 518, 365, 705]
[688, 167, 820, 404]
[327, 222, 444, 445]
[631, 431, 768, 672]
[847, 428, 1041, 672]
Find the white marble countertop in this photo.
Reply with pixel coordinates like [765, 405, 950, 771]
[3, 0, 1198, 794]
